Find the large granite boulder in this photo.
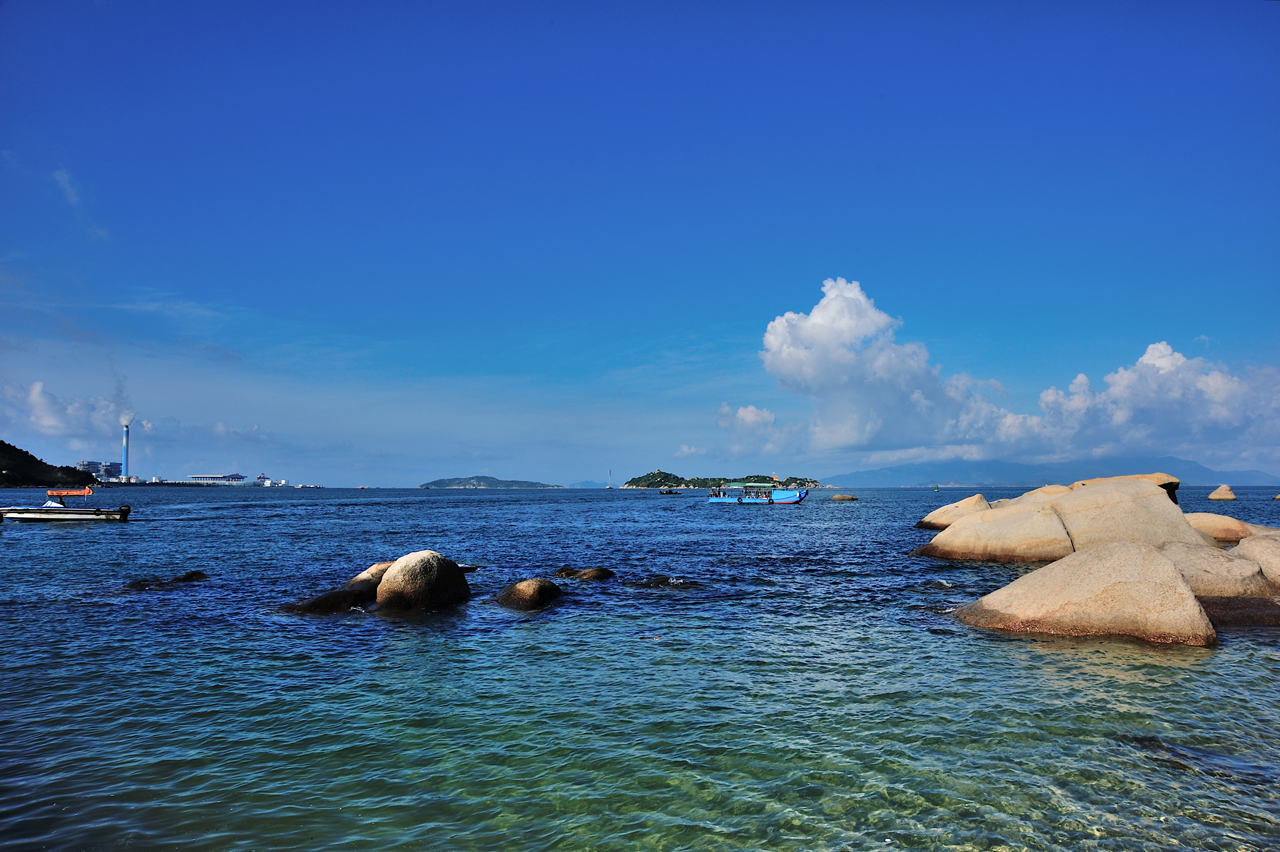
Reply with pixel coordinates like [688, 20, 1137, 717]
[1050, 479, 1209, 551]
[1069, 472, 1180, 504]
[1158, 542, 1277, 597]
[496, 578, 562, 610]
[376, 550, 470, 610]
[916, 494, 990, 530]
[1208, 485, 1236, 501]
[918, 478, 1208, 563]
[1185, 513, 1254, 543]
[1231, 535, 1280, 586]
[917, 503, 1074, 563]
[955, 540, 1216, 646]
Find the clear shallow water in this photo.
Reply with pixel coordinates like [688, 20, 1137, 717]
[1, 485, 1278, 852]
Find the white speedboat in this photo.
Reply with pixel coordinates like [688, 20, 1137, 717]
[0, 488, 131, 522]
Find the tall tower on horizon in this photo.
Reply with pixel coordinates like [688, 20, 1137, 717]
[122, 424, 129, 480]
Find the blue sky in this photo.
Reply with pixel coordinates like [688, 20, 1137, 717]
[2, 0, 1278, 485]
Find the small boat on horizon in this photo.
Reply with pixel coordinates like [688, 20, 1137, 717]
[708, 482, 807, 505]
[0, 487, 131, 522]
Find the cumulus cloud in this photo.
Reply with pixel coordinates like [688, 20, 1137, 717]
[717, 402, 795, 456]
[675, 444, 706, 457]
[757, 278, 1280, 468]
[1, 380, 126, 438]
[760, 278, 1026, 453]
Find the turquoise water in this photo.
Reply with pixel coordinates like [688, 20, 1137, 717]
[1, 486, 1278, 851]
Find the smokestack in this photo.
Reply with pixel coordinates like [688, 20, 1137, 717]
[122, 424, 129, 480]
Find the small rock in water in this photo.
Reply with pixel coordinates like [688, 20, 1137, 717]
[626, 574, 697, 589]
[1208, 484, 1236, 501]
[124, 570, 209, 591]
[555, 567, 615, 580]
[496, 578, 562, 610]
[831, 494, 858, 501]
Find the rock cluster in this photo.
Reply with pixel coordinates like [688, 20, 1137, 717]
[920, 474, 1280, 645]
[286, 552, 468, 614]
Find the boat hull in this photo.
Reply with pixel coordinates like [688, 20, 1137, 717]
[0, 506, 131, 522]
[709, 489, 807, 505]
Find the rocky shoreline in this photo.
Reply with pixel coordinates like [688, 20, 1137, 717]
[915, 473, 1280, 645]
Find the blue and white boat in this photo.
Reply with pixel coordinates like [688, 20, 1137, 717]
[708, 482, 808, 504]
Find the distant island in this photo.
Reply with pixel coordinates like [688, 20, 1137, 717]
[0, 440, 97, 488]
[419, 476, 562, 489]
[622, 470, 822, 489]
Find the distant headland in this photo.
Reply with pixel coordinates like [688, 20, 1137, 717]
[419, 476, 562, 489]
[622, 470, 822, 489]
[0, 441, 97, 488]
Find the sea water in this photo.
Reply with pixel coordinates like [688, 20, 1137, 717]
[0, 485, 1277, 851]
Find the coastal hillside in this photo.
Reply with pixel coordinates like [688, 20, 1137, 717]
[622, 470, 822, 489]
[0, 440, 97, 488]
[824, 456, 1280, 488]
[419, 476, 562, 489]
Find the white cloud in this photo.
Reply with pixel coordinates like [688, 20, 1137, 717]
[756, 279, 1280, 469]
[1, 380, 123, 438]
[717, 402, 795, 456]
[675, 444, 706, 457]
[52, 169, 79, 206]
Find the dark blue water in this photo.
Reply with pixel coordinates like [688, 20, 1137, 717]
[1, 485, 1278, 851]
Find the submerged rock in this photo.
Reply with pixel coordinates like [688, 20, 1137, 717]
[831, 494, 858, 502]
[285, 559, 396, 614]
[916, 494, 989, 530]
[496, 578, 562, 610]
[1159, 541, 1277, 597]
[955, 540, 1216, 646]
[1208, 485, 1236, 501]
[124, 570, 209, 591]
[626, 574, 698, 588]
[1198, 596, 1280, 626]
[555, 567, 615, 580]
[376, 550, 471, 610]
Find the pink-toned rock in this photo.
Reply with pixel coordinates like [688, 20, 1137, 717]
[1184, 513, 1253, 543]
[1231, 535, 1280, 587]
[1208, 485, 1236, 501]
[1159, 542, 1277, 597]
[1069, 472, 1180, 504]
[916, 494, 990, 530]
[1049, 479, 1209, 551]
[955, 540, 1216, 646]
[917, 503, 1074, 563]
[1005, 484, 1073, 507]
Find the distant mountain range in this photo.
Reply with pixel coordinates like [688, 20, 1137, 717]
[823, 457, 1280, 488]
[419, 476, 561, 489]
